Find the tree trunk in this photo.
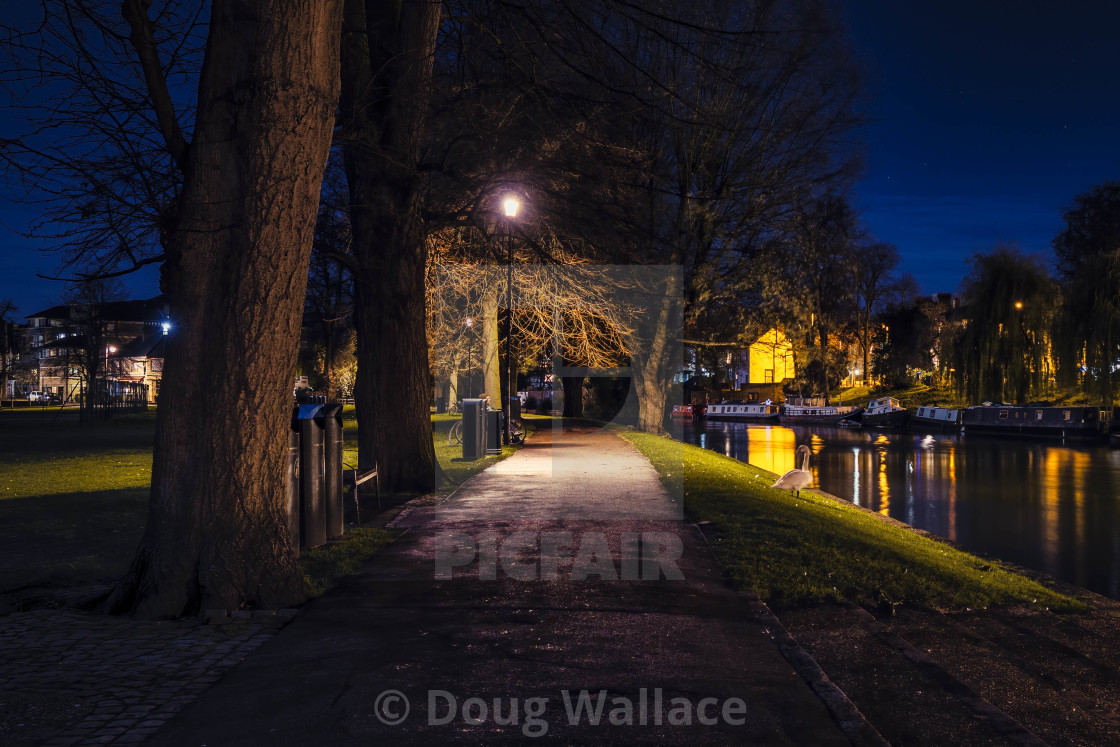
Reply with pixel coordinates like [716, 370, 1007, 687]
[480, 291, 502, 399]
[862, 328, 870, 387]
[820, 327, 831, 405]
[341, 0, 440, 493]
[106, 0, 342, 618]
[562, 375, 584, 418]
[628, 271, 683, 435]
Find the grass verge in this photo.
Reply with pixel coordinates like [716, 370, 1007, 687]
[618, 430, 1084, 612]
[1, 408, 516, 603]
[299, 527, 396, 596]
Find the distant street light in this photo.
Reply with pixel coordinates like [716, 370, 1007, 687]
[502, 194, 520, 445]
[1014, 301, 1023, 310]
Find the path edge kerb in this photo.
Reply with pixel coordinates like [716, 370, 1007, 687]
[686, 520, 889, 747]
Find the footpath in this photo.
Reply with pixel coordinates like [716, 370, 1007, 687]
[148, 423, 877, 745]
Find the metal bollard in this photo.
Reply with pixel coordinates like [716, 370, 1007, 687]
[287, 409, 301, 557]
[296, 404, 326, 549]
[462, 398, 486, 460]
[320, 403, 345, 540]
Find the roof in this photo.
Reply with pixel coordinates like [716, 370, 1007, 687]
[116, 334, 167, 359]
[25, 296, 167, 324]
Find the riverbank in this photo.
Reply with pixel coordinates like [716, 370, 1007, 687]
[623, 427, 1120, 744]
[620, 429, 1082, 612]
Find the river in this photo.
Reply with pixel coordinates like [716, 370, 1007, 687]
[678, 419, 1120, 600]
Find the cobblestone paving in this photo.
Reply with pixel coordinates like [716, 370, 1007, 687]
[0, 608, 295, 746]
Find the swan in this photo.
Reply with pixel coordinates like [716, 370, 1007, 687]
[771, 445, 813, 498]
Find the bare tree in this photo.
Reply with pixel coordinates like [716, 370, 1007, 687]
[784, 194, 859, 401]
[0, 299, 17, 399]
[851, 241, 901, 387]
[339, 0, 441, 494]
[6, 1, 345, 617]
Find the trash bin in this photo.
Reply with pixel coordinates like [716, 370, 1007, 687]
[509, 395, 521, 423]
[461, 398, 487, 460]
[294, 403, 326, 549]
[319, 403, 345, 540]
[485, 409, 502, 454]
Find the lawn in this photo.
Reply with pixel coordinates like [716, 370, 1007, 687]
[0, 408, 516, 604]
[619, 430, 1083, 612]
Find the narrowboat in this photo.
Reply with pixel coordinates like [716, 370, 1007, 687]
[779, 396, 863, 425]
[961, 404, 1105, 441]
[704, 401, 780, 421]
[861, 397, 909, 429]
[671, 404, 701, 420]
[909, 405, 963, 432]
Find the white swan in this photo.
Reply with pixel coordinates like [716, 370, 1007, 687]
[771, 445, 813, 498]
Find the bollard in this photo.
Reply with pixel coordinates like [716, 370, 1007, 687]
[485, 408, 501, 454]
[287, 409, 301, 557]
[296, 404, 326, 549]
[320, 403, 345, 540]
[462, 398, 485, 460]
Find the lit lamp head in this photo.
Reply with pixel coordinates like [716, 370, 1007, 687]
[502, 195, 520, 219]
[1014, 301, 1023, 310]
[465, 317, 473, 328]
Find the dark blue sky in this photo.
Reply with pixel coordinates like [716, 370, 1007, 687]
[2, 2, 1119, 314]
[845, 0, 1120, 294]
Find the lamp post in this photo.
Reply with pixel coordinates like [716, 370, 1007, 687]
[105, 345, 116, 403]
[502, 195, 520, 445]
[464, 317, 474, 398]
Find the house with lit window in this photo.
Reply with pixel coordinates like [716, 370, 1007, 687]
[24, 297, 170, 403]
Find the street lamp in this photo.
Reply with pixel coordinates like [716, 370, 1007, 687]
[105, 345, 117, 402]
[502, 194, 520, 444]
[464, 317, 474, 398]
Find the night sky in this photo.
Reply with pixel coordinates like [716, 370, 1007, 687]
[2, 1, 1119, 315]
[845, 0, 1120, 294]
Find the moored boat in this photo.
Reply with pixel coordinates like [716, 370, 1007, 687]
[671, 404, 701, 420]
[910, 405, 963, 432]
[961, 404, 1106, 441]
[779, 396, 863, 425]
[861, 397, 909, 429]
[704, 401, 780, 421]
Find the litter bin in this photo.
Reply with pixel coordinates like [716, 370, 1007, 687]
[509, 395, 521, 423]
[485, 409, 502, 454]
[319, 403, 345, 540]
[461, 398, 487, 460]
[294, 404, 326, 549]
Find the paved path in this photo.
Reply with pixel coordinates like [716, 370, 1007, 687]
[0, 606, 289, 746]
[152, 424, 863, 745]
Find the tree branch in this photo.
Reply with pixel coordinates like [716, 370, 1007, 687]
[121, 0, 188, 171]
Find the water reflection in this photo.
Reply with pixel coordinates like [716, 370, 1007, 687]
[681, 421, 1120, 599]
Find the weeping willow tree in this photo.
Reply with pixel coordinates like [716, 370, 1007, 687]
[951, 245, 1058, 404]
[1051, 182, 1120, 406]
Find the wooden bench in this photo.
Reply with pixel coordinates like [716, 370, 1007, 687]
[344, 466, 379, 518]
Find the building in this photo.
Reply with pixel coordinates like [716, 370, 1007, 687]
[22, 297, 169, 404]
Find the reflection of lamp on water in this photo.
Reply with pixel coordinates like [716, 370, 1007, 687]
[501, 194, 520, 445]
